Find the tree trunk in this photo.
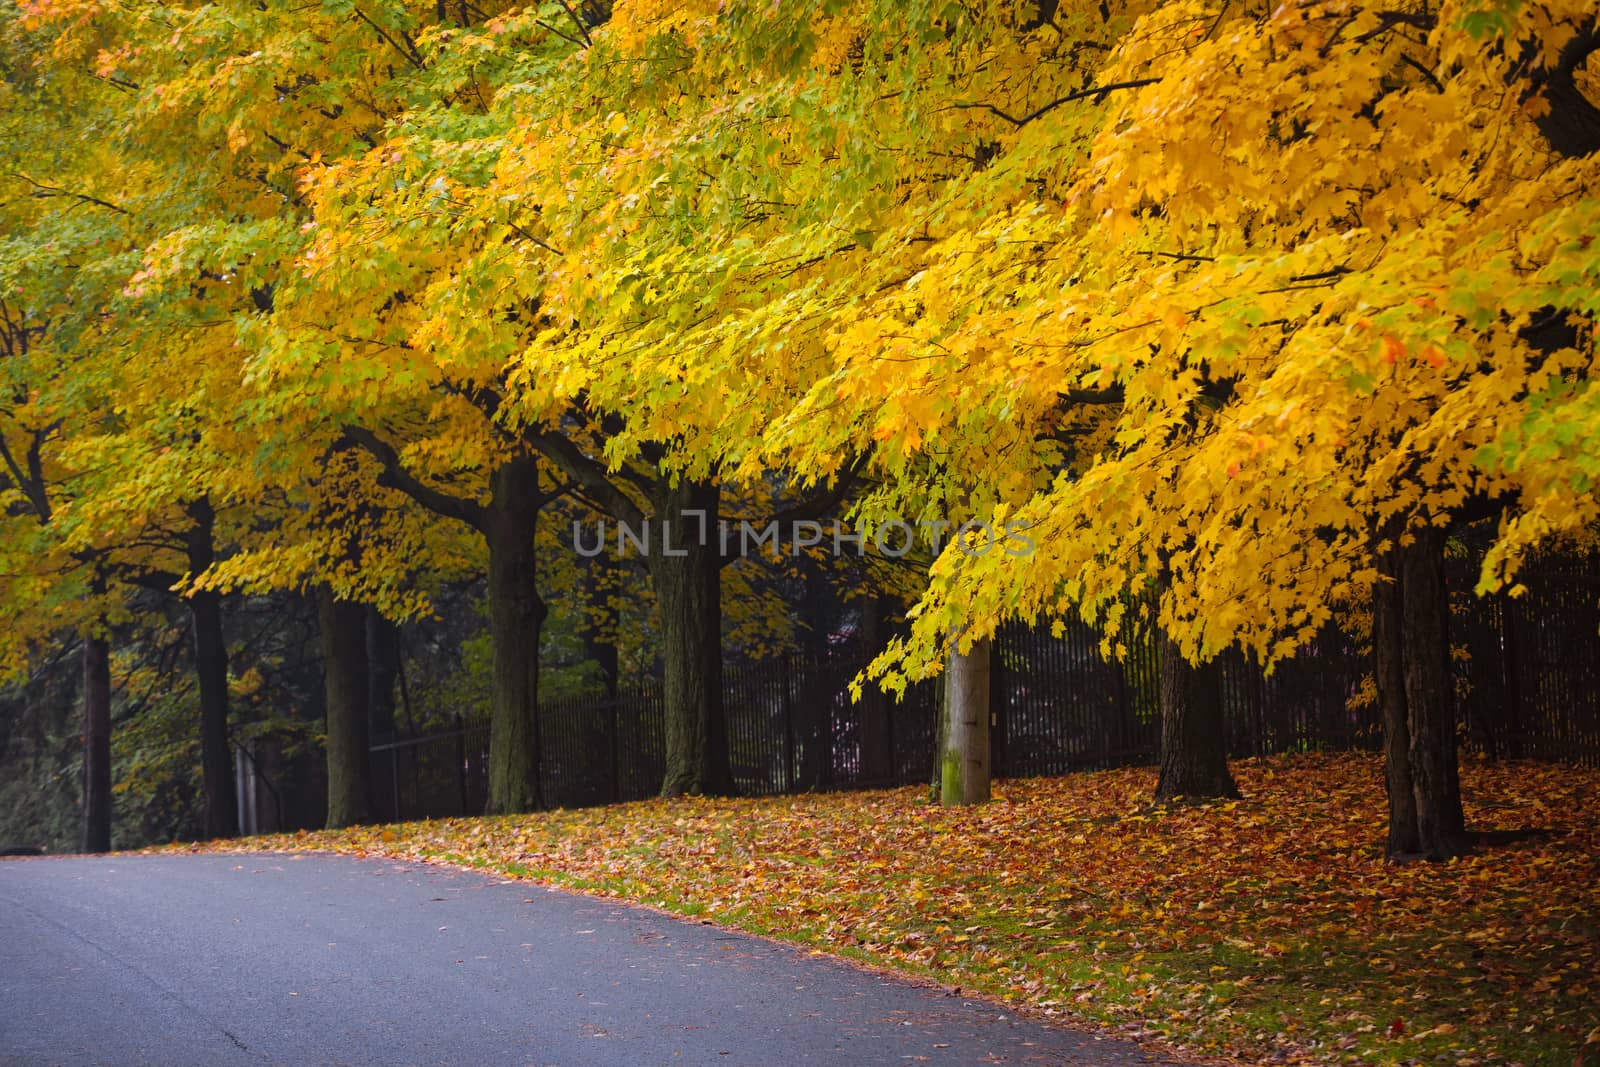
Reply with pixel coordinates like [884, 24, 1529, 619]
[186, 498, 237, 840]
[940, 636, 991, 806]
[1373, 554, 1421, 857]
[81, 632, 112, 854]
[1399, 527, 1467, 859]
[1154, 632, 1239, 802]
[319, 587, 371, 829]
[651, 479, 731, 797]
[483, 457, 547, 815]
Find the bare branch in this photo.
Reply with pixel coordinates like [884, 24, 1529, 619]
[948, 77, 1161, 128]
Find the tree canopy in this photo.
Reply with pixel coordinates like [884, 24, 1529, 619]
[2, 0, 1595, 848]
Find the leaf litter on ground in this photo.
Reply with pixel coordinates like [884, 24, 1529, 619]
[161, 752, 1599, 1066]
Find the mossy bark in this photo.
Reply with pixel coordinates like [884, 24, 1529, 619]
[939, 637, 991, 806]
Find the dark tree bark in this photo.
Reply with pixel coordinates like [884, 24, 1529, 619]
[319, 587, 371, 829]
[1527, 22, 1600, 159]
[1373, 553, 1421, 857]
[1373, 528, 1468, 861]
[483, 456, 548, 814]
[1398, 527, 1467, 859]
[651, 478, 731, 797]
[1154, 632, 1239, 802]
[185, 498, 237, 840]
[81, 632, 112, 854]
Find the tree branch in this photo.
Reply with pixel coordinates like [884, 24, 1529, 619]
[948, 77, 1161, 128]
[525, 429, 647, 528]
[554, 0, 593, 46]
[351, 6, 427, 69]
[13, 173, 131, 215]
[340, 425, 486, 531]
[1526, 20, 1600, 158]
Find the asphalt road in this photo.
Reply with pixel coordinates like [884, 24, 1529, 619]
[0, 853, 1191, 1067]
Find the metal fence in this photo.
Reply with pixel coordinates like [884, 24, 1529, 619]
[369, 554, 1600, 822]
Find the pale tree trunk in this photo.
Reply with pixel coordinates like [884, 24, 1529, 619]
[652, 479, 731, 797]
[186, 498, 237, 840]
[484, 457, 547, 815]
[1154, 632, 1239, 803]
[81, 633, 112, 854]
[939, 637, 991, 806]
[319, 588, 371, 829]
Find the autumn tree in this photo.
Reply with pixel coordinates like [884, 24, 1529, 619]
[536, 0, 1595, 839]
[487, 0, 1138, 802]
[22, 0, 583, 819]
[1, 5, 152, 849]
[759, 0, 1598, 850]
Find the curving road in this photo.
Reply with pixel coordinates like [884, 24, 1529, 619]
[0, 853, 1191, 1067]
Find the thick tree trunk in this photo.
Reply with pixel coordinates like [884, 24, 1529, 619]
[1373, 555, 1421, 857]
[651, 479, 731, 797]
[939, 637, 991, 806]
[483, 457, 547, 815]
[1399, 527, 1467, 859]
[319, 588, 371, 829]
[81, 633, 112, 854]
[186, 498, 237, 840]
[1154, 632, 1239, 802]
[1374, 529, 1468, 861]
